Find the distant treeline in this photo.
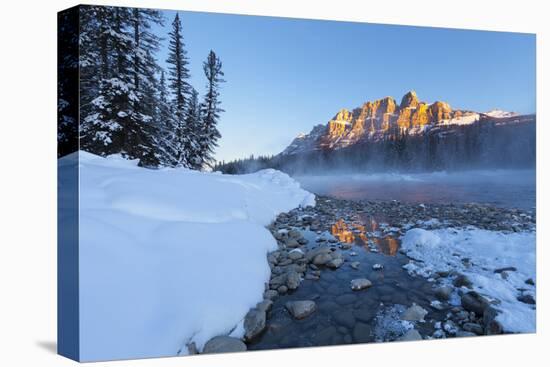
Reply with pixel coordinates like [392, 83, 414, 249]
[214, 117, 536, 174]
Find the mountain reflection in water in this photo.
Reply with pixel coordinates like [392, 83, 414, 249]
[330, 217, 399, 256]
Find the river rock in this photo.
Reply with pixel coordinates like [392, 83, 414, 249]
[263, 289, 278, 300]
[333, 309, 356, 328]
[517, 294, 536, 304]
[285, 238, 301, 248]
[435, 286, 453, 301]
[351, 278, 372, 291]
[285, 300, 316, 319]
[453, 274, 473, 288]
[326, 257, 344, 269]
[462, 322, 483, 335]
[244, 309, 266, 341]
[399, 329, 423, 341]
[483, 306, 503, 335]
[456, 331, 477, 338]
[352, 322, 372, 343]
[286, 270, 301, 290]
[401, 304, 428, 321]
[256, 299, 273, 313]
[461, 291, 489, 316]
[202, 336, 247, 354]
[350, 261, 360, 270]
[313, 253, 333, 266]
[288, 249, 304, 260]
[372, 263, 383, 270]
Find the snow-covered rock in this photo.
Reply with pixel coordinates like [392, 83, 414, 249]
[59, 151, 315, 361]
[401, 227, 535, 333]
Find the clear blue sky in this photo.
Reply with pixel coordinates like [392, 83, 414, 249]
[151, 9, 536, 162]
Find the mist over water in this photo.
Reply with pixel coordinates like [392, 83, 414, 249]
[294, 169, 536, 210]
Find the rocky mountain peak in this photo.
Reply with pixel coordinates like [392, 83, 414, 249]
[400, 90, 419, 109]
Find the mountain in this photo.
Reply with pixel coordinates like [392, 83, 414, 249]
[281, 90, 527, 156]
[214, 90, 535, 174]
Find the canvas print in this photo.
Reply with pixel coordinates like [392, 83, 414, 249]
[57, 5, 536, 362]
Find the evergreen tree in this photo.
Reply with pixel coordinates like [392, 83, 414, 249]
[166, 13, 193, 166]
[185, 88, 203, 169]
[199, 50, 225, 168]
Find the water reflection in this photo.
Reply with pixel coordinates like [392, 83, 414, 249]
[330, 217, 399, 256]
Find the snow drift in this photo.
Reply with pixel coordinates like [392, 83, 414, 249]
[59, 151, 315, 361]
[401, 227, 536, 333]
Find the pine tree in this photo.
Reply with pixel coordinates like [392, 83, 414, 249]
[199, 50, 225, 168]
[185, 88, 203, 169]
[166, 13, 192, 167]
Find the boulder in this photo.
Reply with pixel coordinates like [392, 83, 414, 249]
[350, 278, 372, 291]
[401, 304, 428, 322]
[243, 309, 266, 341]
[285, 300, 317, 319]
[461, 291, 489, 316]
[202, 336, 247, 354]
[399, 329, 423, 341]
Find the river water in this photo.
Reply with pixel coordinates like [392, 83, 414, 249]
[294, 169, 535, 210]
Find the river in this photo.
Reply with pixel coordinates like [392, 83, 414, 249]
[294, 169, 535, 211]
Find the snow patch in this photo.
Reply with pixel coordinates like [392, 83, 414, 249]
[401, 227, 535, 333]
[59, 151, 315, 361]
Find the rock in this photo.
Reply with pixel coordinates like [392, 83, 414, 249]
[430, 300, 445, 310]
[285, 238, 301, 248]
[350, 261, 360, 269]
[340, 242, 353, 250]
[435, 286, 453, 301]
[494, 266, 517, 273]
[461, 291, 489, 316]
[453, 274, 473, 288]
[525, 278, 535, 286]
[350, 251, 358, 256]
[335, 294, 356, 306]
[263, 290, 278, 300]
[483, 307, 503, 335]
[462, 322, 484, 335]
[372, 263, 383, 270]
[399, 329, 423, 341]
[256, 299, 273, 313]
[326, 257, 344, 269]
[244, 309, 266, 341]
[351, 278, 372, 291]
[313, 253, 333, 266]
[517, 294, 536, 305]
[353, 308, 376, 323]
[456, 331, 477, 338]
[288, 249, 304, 260]
[285, 300, 316, 319]
[277, 285, 288, 294]
[286, 271, 301, 290]
[333, 310, 356, 328]
[288, 229, 302, 239]
[401, 304, 428, 322]
[202, 336, 247, 354]
[305, 246, 331, 262]
[352, 322, 372, 343]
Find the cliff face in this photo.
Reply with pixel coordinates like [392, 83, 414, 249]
[283, 90, 484, 154]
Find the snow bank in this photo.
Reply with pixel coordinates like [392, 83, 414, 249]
[59, 151, 314, 361]
[401, 227, 535, 333]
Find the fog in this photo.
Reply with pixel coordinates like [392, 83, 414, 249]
[293, 169, 536, 210]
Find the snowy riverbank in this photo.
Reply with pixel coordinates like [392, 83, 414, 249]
[402, 227, 536, 333]
[59, 151, 315, 361]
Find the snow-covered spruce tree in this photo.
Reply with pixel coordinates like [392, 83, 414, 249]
[199, 50, 225, 169]
[166, 13, 193, 167]
[79, 6, 164, 166]
[185, 88, 203, 169]
[58, 8, 79, 157]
